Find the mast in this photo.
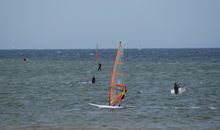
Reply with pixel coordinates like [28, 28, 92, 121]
[96, 44, 98, 64]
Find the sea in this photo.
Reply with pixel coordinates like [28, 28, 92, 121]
[0, 48, 220, 130]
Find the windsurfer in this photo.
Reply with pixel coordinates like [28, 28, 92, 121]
[119, 85, 127, 107]
[174, 82, 186, 94]
[92, 75, 95, 84]
[98, 63, 102, 71]
[174, 82, 178, 94]
[121, 85, 127, 99]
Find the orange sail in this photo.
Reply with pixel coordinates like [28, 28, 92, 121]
[109, 41, 126, 106]
[96, 44, 98, 64]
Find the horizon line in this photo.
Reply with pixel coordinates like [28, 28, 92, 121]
[0, 47, 220, 50]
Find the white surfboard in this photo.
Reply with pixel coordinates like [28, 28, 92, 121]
[171, 87, 186, 94]
[88, 103, 123, 109]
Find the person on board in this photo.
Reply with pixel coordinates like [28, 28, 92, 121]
[111, 85, 127, 107]
[122, 85, 127, 99]
[174, 82, 179, 94]
[97, 63, 102, 71]
[92, 75, 95, 84]
[120, 85, 127, 104]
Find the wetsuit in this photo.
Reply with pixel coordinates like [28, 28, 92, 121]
[98, 63, 101, 71]
[174, 83, 178, 94]
[92, 75, 95, 84]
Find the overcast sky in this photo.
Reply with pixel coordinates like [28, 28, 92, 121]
[0, 0, 219, 49]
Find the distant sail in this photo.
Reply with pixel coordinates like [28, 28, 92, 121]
[96, 44, 98, 64]
[109, 42, 126, 106]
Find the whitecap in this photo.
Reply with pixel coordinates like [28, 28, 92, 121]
[209, 107, 217, 110]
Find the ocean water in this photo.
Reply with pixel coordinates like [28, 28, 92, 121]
[0, 49, 220, 130]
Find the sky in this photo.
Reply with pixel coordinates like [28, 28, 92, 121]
[0, 0, 220, 49]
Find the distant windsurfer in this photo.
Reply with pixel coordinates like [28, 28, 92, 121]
[174, 82, 186, 94]
[92, 75, 95, 84]
[97, 63, 102, 71]
[174, 82, 178, 94]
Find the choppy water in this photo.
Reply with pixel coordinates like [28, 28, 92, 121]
[0, 49, 220, 130]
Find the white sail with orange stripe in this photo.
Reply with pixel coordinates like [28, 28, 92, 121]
[109, 41, 127, 106]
